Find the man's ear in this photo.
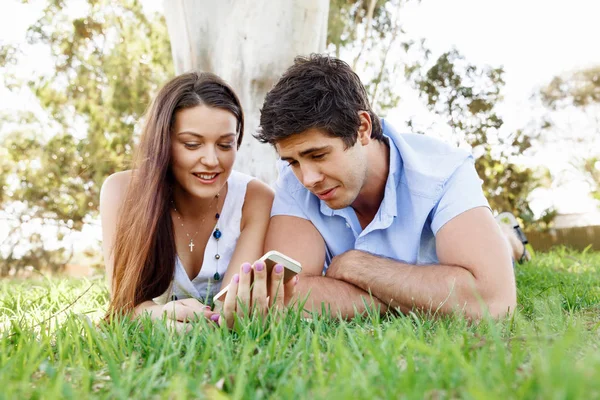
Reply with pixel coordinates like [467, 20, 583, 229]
[357, 111, 372, 146]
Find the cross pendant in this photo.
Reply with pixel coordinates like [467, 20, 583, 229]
[189, 239, 195, 252]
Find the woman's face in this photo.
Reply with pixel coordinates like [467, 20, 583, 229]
[170, 105, 238, 199]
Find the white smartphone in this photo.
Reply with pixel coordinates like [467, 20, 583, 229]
[212, 250, 302, 305]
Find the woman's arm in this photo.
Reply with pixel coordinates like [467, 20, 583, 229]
[221, 179, 274, 284]
[99, 170, 132, 291]
[100, 171, 219, 322]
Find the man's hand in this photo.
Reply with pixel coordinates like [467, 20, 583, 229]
[325, 250, 361, 281]
[321, 208, 517, 319]
[264, 215, 386, 318]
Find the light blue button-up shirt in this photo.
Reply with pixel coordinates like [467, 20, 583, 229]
[271, 119, 489, 271]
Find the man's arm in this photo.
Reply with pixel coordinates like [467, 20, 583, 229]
[326, 207, 516, 319]
[264, 215, 387, 318]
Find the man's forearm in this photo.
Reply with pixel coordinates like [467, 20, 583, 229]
[295, 275, 388, 318]
[331, 251, 515, 319]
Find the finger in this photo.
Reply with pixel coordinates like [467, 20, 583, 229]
[284, 275, 299, 306]
[181, 303, 220, 322]
[177, 297, 208, 309]
[270, 263, 285, 309]
[209, 312, 221, 327]
[168, 320, 192, 334]
[177, 298, 213, 320]
[222, 273, 240, 329]
[163, 302, 192, 322]
[251, 260, 268, 315]
[213, 299, 224, 313]
[237, 262, 253, 315]
[163, 301, 214, 323]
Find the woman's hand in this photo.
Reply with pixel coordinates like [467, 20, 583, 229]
[220, 260, 299, 329]
[135, 298, 219, 332]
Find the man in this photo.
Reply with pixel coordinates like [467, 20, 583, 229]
[256, 54, 518, 320]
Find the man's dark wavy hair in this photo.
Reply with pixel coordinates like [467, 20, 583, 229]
[255, 54, 383, 148]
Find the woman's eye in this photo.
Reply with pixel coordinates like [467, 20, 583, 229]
[218, 143, 235, 150]
[184, 143, 200, 149]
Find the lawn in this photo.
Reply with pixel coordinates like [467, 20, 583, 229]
[1, 248, 600, 399]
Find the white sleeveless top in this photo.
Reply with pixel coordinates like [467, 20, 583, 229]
[154, 170, 255, 305]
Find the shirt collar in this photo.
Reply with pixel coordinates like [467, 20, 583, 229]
[319, 119, 402, 225]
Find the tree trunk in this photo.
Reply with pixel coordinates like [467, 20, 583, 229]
[163, 0, 330, 183]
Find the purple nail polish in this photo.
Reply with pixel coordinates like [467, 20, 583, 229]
[211, 314, 220, 322]
[255, 262, 265, 272]
[242, 263, 252, 274]
[233, 274, 239, 283]
[275, 264, 283, 274]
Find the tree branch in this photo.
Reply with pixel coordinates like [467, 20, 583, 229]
[352, 0, 377, 70]
[370, 8, 401, 107]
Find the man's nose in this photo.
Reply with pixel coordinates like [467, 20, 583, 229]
[300, 164, 324, 188]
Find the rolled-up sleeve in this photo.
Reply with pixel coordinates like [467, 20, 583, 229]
[430, 157, 490, 235]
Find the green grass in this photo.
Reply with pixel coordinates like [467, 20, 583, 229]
[1, 248, 600, 399]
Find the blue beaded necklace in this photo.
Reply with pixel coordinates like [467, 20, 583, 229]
[212, 192, 223, 282]
[212, 210, 222, 281]
[172, 188, 225, 282]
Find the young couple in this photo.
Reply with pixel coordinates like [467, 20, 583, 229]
[101, 54, 523, 330]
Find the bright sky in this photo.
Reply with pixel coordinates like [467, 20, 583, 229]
[1, 0, 599, 253]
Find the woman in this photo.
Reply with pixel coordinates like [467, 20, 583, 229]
[100, 72, 295, 329]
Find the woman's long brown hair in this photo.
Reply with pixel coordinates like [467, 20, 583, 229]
[107, 72, 244, 316]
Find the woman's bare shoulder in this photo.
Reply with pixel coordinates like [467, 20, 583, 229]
[239, 178, 274, 231]
[245, 178, 275, 205]
[100, 170, 133, 210]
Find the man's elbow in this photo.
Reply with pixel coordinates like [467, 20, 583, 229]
[463, 293, 516, 320]
[485, 275, 518, 319]
[487, 294, 517, 319]
[464, 267, 517, 320]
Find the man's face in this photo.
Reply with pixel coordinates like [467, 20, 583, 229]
[275, 128, 369, 209]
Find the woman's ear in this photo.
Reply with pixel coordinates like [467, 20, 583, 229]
[357, 111, 372, 146]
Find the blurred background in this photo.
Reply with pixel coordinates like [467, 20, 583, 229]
[1, 0, 599, 278]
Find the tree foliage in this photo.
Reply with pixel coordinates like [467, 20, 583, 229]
[411, 49, 549, 224]
[540, 66, 600, 207]
[580, 157, 600, 203]
[1, 0, 549, 273]
[541, 66, 600, 110]
[326, 3, 546, 224]
[0, 0, 172, 275]
[327, 0, 422, 113]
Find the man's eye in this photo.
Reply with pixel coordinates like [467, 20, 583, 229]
[287, 160, 298, 167]
[313, 154, 325, 160]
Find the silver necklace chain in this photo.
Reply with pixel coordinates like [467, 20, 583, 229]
[172, 192, 220, 253]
